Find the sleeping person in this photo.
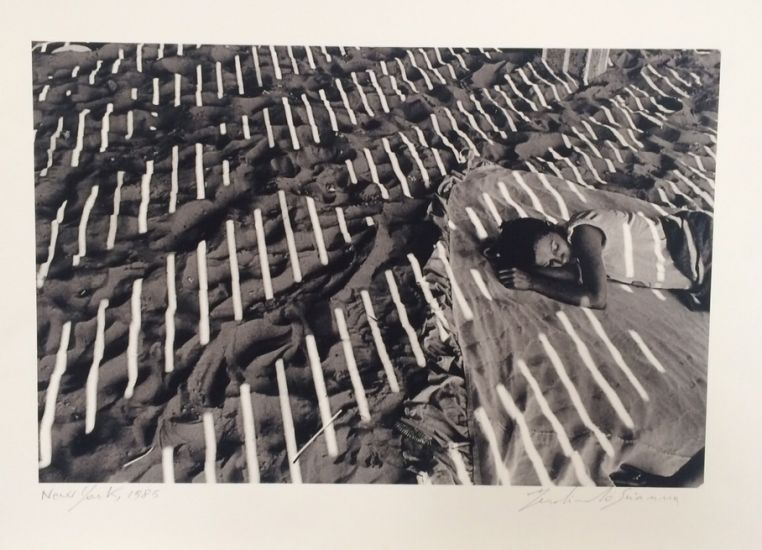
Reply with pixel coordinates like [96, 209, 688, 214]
[483, 209, 713, 310]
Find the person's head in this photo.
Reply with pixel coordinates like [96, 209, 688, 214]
[483, 218, 571, 269]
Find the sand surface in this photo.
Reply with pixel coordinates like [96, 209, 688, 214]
[32, 43, 718, 483]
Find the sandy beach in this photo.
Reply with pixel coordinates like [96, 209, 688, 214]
[32, 43, 718, 483]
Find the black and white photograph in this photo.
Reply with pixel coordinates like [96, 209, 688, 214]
[32, 41, 716, 486]
[5, 1, 762, 548]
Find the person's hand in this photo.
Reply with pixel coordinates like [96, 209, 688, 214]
[497, 268, 533, 290]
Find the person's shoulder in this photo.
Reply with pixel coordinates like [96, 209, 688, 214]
[569, 221, 607, 248]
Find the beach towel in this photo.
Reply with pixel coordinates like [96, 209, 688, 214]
[413, 160, 710, 485]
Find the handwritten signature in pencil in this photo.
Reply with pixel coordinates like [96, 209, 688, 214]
[519, 487, 679, 512]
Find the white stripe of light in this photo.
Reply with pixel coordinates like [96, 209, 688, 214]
[385, 270, 426, 366]
[474, 407, 511, 485]
[286, 45, 299, 75]
[556, 311, 635, 429]
[85, 299, 109, 434]
[335, 78, 358, 125]
[203, 412, 217, 483]
[495, 385, 554, 486]
[351, 72, 375, 116]
[73, 185, 99, 266]
[436, 242, 474, 321]
[398, 132, 430, 186]
[513, 172, 557, 223]
[251, 47, 263, 87]
[195, 65, 203, 106]
[414, 125, 447, 176]
[406, 50, 433, 90]
[517, 67, 550, 109]
[173, 73, 182, 107]
[263, 108, 274, 147]
[621, 221, 635, 279]
[538, 333, 615, 457]
[448, 446, 472, 485]
[497, 180, 528, 218]
[443, 106, 480, 156]
[465, 207, 489, 240]
[234, 55, 244, 95]
[305, 334, 339, 457]
[138, 161, 153, 234]
[71, 109, 90, 167]
[235, 115, 248, 141]
[124, 279, 142, 399]
[319, 89, 339, 132]
[536, 172, 570, 220]
[470, 93, 507, 139]
[470, 269, 493, 301]
[363, 148, 389, 199]
[277, 191, 302, 282]
[99, 103, 113, 152]
[627, 330, 667, 373]
[636, 212, 666, 283]
[165, 253, 176, 373]
[481, 192, 503, 226]
[106, 171, 123, 249]
[37, 200, 67, 288]
[418, 48, 447, 85]
[456, 100, 494, 144]
[335, 207, 352, 244]
[517, 359, 595, 486]
[275, 358, 303, 482]
[282, 97, 301, 150]
[382, 137, 413, 197]
[334, 308, 371, 420]
[162, 446, 175, 483]
[197, 241, 210, 345]
[503, 73, 538, 111]
[435, 48, 458, 80]
[301, 93, 320, 144]
[239, 383, 260, 483]
[253, 208, 275, 300]
[581, 308, 649, 401]
[269, 45, 282, 80]
[366, 69, 390, 113]
[88, 60, 102, 85]
[225, 221, 243, 320]
[430, 113, 465, 163]
[360, 290, 400, 392]
[40, 116, 63, 176]
[39, 321, 72, 468]
[529, 63, 562, 102]
[482, 89, 517, 132]
[344, 158, 358, 184]
[305, 196, 329, 265]
[195, 143, 205, 199]
[407, 253, 450, 339]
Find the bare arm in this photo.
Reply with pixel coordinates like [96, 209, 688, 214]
[499, 225, 608, 309]
[528, 264, 580, 283]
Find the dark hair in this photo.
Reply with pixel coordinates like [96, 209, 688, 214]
[483, 218, 566, 269]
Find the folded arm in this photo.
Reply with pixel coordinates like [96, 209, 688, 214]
[528, 264, 580, 283]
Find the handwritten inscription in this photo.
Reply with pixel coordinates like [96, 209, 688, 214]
[520, 487, 679, 512]
[41, 485, 160, 512]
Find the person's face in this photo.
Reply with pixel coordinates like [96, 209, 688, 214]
[533, 232, 571, 267]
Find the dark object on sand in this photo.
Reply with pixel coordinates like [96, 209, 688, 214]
[610, 448, 705, 487]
